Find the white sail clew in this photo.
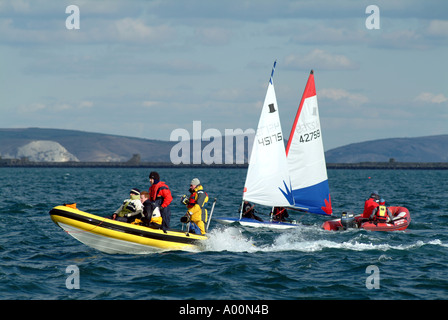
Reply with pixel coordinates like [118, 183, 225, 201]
[242, 61, 293, 207]
[285, 70, 332, 215]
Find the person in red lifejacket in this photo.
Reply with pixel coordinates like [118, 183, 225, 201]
[369, 198, 394, 223]
[361, 191, 380, 218]
[272, 207, 289, 222]
[240, 201, 263, 222]
[148, 171, 173, 232]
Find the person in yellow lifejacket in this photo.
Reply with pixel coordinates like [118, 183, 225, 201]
[140, 191, 163, 228]
[112, 188, 144, 223]
[369, 198, 394, 223]
[181, 178, 208, 235]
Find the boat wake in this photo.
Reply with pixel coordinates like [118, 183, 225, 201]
[202, 227, 258, 252]
[203, 226, 447, 254]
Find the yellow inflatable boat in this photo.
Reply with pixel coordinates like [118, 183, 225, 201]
[49, 204, 207, 254]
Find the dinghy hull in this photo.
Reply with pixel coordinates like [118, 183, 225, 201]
[215, 217, 299, 230]
[49, 205, 207, 254]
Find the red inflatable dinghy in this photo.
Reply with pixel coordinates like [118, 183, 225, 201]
[322, 206, 411, 231]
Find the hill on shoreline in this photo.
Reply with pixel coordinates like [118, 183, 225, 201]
[325, 135, 448, 163]
[1, 128, 447, 164]
[0, 128, 175, 162]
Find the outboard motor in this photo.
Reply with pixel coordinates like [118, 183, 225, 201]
[341, 212, 356, 229]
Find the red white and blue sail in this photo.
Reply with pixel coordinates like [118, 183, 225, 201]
[285, 70, 332, 215]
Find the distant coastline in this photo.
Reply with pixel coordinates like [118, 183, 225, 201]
[326, 162, 448, 170]
[1, 157, 447, 170]
[2, 128, 447, 164]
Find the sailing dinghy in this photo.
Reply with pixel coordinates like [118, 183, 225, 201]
[216, 64, 332, 229]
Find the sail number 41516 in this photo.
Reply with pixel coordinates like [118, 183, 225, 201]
[258, 132, 283, 146]
[299, 129, 320, 143]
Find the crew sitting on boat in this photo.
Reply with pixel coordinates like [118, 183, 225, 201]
[111, 188, 144, 223]
[271, 207, 289, 222]
[361, 191, 380, 219]
[369, 198, 394, 223]
[181, 178, 208, 235]
[140, 191, 163, 229]
[240, 201, 263, 221]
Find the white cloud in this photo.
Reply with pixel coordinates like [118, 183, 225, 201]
[113, 18, 175, 43]
[19, 101, 94, 113]
[284, 49, 357, 71]
[319, 88, 369, 106]
[426, 20, 448, 37]
[288, 24, 366, 46]
[194, 27, 232, 46]
[210, 88, 246, 102]
[142, 101, 160, 108]
[0, 12, 175, 46]
[79, 101, 94, 109]
[415, 92, 448, 104]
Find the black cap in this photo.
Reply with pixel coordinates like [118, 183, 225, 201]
[149, 171, 160, 181]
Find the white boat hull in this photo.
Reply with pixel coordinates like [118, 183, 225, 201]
[215, 217, 299, 230]
[57, 222, 164, 254]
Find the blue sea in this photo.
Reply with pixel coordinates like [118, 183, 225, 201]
[1, 167, 447, 304]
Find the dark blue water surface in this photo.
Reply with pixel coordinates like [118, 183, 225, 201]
[0, 167, 447, 300]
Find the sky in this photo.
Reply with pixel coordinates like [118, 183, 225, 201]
[1, 0, 447, 151]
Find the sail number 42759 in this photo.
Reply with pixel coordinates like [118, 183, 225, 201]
[299, 129, 320, 143]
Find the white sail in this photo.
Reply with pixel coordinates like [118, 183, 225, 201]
[242, 62, 293, 207]
[285, 70, 332, 215]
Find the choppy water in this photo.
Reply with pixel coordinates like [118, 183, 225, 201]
[1, 167, 447, 301]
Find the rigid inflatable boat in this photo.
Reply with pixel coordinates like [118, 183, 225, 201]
[321, 206, 411, 232]
[49, 204, 207, 254]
